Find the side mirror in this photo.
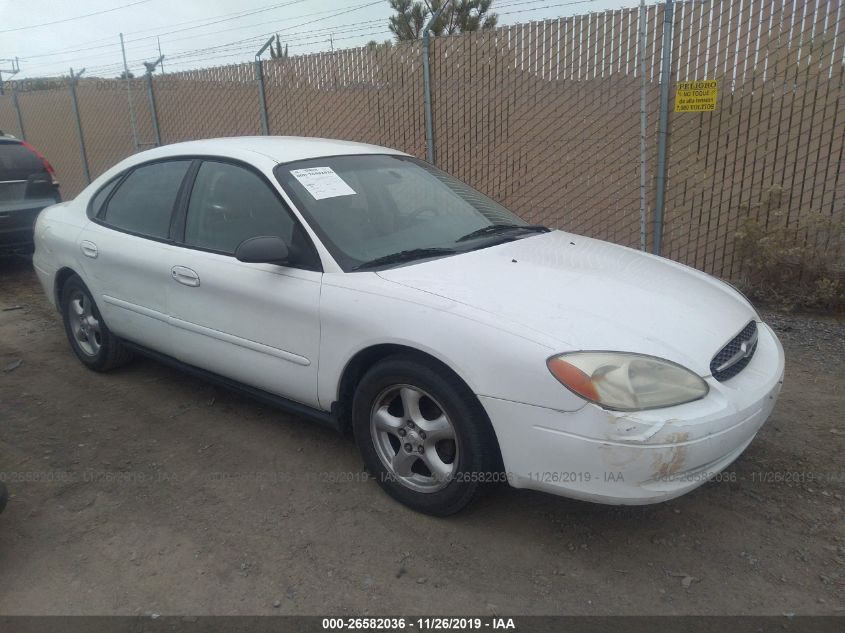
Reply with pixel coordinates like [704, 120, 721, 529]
[235, 236, 292, 265]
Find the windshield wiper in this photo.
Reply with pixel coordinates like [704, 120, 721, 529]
[456, 223, 549, 242]
[351, 247, 458, 271]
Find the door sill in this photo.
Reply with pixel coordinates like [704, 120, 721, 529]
[121, 340, 342, 433]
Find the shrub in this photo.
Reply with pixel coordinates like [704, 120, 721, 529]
[734, 187, 845, 312]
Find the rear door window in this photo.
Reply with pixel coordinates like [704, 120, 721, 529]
[103, 160, 190, 240]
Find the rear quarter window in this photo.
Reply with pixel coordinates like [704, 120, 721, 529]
[88, 177, 121, 219]
[0, 142, 42, 173]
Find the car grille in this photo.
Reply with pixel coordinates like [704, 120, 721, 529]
[710, 321, 758, 382]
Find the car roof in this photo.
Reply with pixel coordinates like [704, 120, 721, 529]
[136, 136, 408, 165]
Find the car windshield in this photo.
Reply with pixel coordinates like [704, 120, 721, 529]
[275, 154, 537, 271]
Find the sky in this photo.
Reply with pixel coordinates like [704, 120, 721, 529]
[0, 0, 643, 80]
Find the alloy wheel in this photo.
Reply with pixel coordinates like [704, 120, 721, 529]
[369, 384, 459, 493]
[68, 289, 102, 357]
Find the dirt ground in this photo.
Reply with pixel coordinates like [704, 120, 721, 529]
[1, 254, 843, 616]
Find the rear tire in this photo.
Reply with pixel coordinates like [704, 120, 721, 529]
[60, 275, 133, 372]
[352, 356, 500, 516]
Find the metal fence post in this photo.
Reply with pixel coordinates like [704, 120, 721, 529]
[652, 0, 675, 257]
[638, 0, 648, 252]
[68, 68, 91, 185]
[255, 37, 274, 136]
[143, 56, 165, 147]
[120, 33, 139, 152]
[11, 87, 25, 140]
[422, 0, 451, 165]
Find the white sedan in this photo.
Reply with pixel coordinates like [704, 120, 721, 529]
[32, 137, 785, 515]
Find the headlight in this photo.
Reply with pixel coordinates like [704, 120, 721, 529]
[546, 352, 709, 411]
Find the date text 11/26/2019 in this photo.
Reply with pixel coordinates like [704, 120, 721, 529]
[321, 617, 516, 630]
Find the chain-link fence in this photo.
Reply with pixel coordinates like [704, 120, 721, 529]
[154, 65, 260, 143]
[662, 0, 845, 282]
[430, 14, 665, 250]
[1, 0, 842, 287]
[265, 41, 426, 156]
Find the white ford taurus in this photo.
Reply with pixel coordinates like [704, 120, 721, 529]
[33, 137, 784, 515]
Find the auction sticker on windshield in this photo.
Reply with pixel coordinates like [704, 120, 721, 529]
[290, 167, 356, 200]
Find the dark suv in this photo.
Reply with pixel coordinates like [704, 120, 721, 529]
[0, 132, 61, 252]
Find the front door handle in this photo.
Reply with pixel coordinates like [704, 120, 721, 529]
[80, 240, 98, 258]
[171, 266, 200, 287]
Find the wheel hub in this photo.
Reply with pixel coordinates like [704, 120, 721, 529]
[404, 426, 422, 447]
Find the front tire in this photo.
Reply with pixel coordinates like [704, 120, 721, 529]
[60, 275, 133, 372]
[352, 356, 500, 516]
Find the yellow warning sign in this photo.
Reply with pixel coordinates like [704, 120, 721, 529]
[674, 80, 718, 112]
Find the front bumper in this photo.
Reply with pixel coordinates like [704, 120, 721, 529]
[480, 322, 785, 504]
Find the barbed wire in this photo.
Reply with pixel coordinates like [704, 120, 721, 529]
[20, 18, 383, 74]
[16, 0, 383, 73]
[12, 0, 601, 78]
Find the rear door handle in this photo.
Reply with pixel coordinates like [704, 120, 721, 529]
[171, 265, 200, 287]
[80, 240, 98, 258]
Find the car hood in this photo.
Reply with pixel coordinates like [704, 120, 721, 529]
[376, 230, 757, 376]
